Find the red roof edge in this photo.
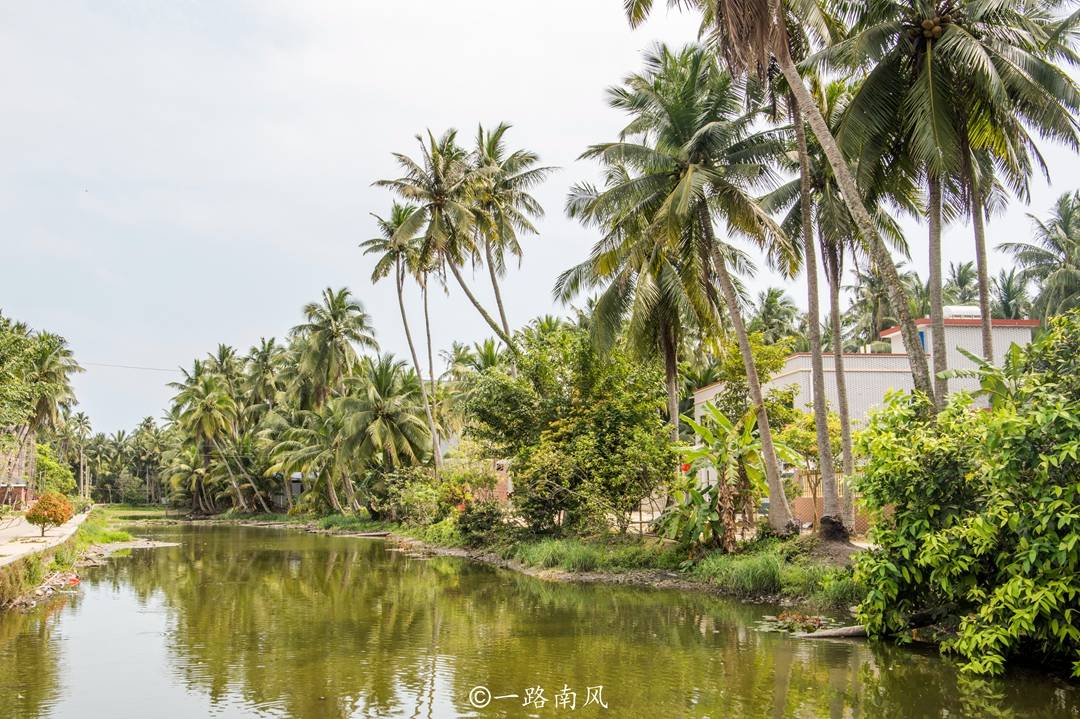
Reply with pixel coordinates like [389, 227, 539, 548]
[879, 318, 1040, 339]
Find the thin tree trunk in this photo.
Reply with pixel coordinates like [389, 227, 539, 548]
[282, 472, 293, 512]
[971, 184, 994, 361]
[211, 437, 250, 512]
[26, 432, 38, 490]
[325, 472, 344, 514]
[397, 261, 442, 474]
[793, 104, 843, 537]
[662, 324, 680, 443]
[484, 240, 513, 340]
[702, 209, 795, 533]
[774, 44, 934, 401]
[422, 276, 437, 420]
[446, 261, 518, 353]
[928, 174, 948, 408]
[824, 244, 856, 527]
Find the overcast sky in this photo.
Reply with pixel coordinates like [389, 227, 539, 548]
[2, 1, 1076, 434]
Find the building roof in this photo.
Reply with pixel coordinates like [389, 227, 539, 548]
[878, 318, 1040, 339]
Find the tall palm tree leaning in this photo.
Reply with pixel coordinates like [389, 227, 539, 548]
[790, 93, 844, 537]
[573, 44, 798, 532]
[375, 130, 520, 355]
[471, 123, 554, 340]
[625, 0, 934, 401]
[822, 0, 1080, 382]
[363, 202, 443, 474]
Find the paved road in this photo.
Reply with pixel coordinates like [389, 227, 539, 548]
[0, 511, 88, 568]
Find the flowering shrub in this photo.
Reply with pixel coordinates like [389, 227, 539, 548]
[25, 491, 75, 537]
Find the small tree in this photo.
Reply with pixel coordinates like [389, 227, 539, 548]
[25, 491, 74, 537]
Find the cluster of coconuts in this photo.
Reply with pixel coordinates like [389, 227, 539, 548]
[907, 13, 953, 40]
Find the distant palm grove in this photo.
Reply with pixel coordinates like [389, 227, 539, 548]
[5, 0, 1080, 677]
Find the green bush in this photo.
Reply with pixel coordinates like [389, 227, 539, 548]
[465, 324, 674, 533]
[413, 515, 462, 546]
[457, 499, 505, 547]
[855, 311, 1080, 676]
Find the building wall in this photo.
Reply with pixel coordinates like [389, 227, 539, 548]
[886, 323, 1035, 396]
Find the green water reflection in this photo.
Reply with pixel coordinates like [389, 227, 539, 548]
[0, 525, 1076, 718]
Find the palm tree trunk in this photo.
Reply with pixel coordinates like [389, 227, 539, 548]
[325, 472, 345, 514]
[396, 261, 442, 475]
[928, 174, 948, 408]
[793, 105, 843, 538]
[211, 437, 250, 512]
[662, 324, 680, 443]
[484, 240, 513, 339]
[447, 261, 518, 353]
[282, 472, 293, 511]
[774, 44, 934, 401]
[824, 244, 856, 527]
[971, 184, 994, 361]
[701, 209, 795, 533]
[422, 275, 437, 411]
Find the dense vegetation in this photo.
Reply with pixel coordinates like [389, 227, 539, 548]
[856, 311, 1080, 676]
[3, 0, 1080, 679]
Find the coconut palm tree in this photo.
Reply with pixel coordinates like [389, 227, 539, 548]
[558, 163, 706, 442]
[69, 411, 91, 499]
[819, 0, 1080, 400]
[748, 288, 799, 344]
[1001, 190, 1080, 318]
[244, 337, 286, 414]
[625, 0, 935, 399]
[945, 261, 979, 304]
[340, 354, 430, 473]
[375, 131, 517, 352]
[471, 123, 554, 339]
[174, 373, 241, 512]
[271, 403, 352, 514]
[764, 75, 917, 529]
[6, 332, 83, 487]
[289, 287, 378, 407]
[363, 202, 442, 473]
[991, 268, 1032, 320]
[575, 43, 798, 531]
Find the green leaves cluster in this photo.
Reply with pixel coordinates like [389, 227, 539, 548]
[855, 311, 1080, 676]
[465, 323, 674, 533]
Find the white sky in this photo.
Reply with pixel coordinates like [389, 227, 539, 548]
[2, 1, 1075, 434]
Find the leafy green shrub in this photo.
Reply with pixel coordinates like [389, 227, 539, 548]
[26, 491, 74, 536]
[465, 325, 673, 533]
[413, 516, 462, 546]
[856, 311, 1080, 676]
[34, 444, 76, 495]
[457, 499, 505, 547]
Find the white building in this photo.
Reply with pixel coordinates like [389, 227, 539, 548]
[693, 308, 1039, 425]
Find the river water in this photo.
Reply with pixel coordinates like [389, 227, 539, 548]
[0, 524, 1076, 718]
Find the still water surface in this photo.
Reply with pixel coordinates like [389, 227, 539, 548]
[0, 525, 1076, 718]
